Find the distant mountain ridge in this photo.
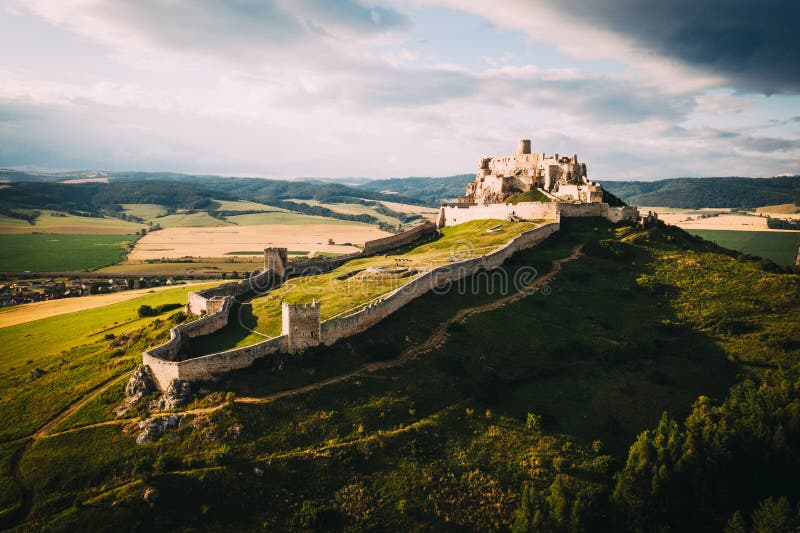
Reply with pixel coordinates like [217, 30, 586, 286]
[3, 169, 798, 209]
[600, 175, 800, 209]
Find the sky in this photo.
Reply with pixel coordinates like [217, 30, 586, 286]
[0, 0, 798, 180]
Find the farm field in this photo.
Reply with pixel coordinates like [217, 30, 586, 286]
[148, 212, 231, 228]
[0, 282, 209, 328]
[98, 259, 263, 276]
[127, 224, 391, 261]
[119, 203, 168, 221]
[0, 234, 136, 272]
[0, 281, 219, 369]
[375, 199, 440, 219]
[224, 211, 358, 226]
[639, 206, 799, 231]
[211, 199, 284, 212]
[190, 219, 546, 354]
[754, 203, 800, 216]
[686, 229, 800, 266]
[0, 209, 143, 234]
[287, 198, 404, 226]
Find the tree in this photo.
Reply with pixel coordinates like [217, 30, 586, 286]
[138, 305, 157, 318]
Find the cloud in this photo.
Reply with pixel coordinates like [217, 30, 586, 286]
[428, 0, 800, 94]
[559, 0, 800, 94]
[24, 0, 410, 69]
[2, 0, 798, 179]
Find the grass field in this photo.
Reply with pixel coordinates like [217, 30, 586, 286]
[0, 234, 137, 271]
[127, 224, 389, 261]
[3, 218, 798, 530]
[375, 199, 439, 218]
[287, 198, 404, 226]
[0, 281, 220, 442]
[212, 199, 284, 212]
[149, 212, 231, 228]
[0, 282, 211, 329]
[189, 219, 545, 354]
[225, 211, 360, 226]
[119, 204, 168, 221]
[0, 210, 143, 235]
[687, 229, 800, 265]
[98, 260, 264, 276]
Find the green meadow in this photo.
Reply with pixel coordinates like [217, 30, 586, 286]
[686, 229, 800, 266]
[0, 234, 137, 272]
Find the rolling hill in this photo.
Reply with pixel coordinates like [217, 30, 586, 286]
[600, 175, 800, 208]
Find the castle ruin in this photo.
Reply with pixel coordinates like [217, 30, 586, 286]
[137, 140, 641, 393]
[462, 139, 604, 204]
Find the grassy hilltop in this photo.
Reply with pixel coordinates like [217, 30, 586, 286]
[0, 218, 799, 530]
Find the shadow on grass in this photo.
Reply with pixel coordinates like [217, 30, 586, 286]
[183, 302, 261, 359]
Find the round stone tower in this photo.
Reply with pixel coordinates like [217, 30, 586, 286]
[517, 139, 531, 155]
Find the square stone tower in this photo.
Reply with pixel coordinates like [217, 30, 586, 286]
[281, 300, 322, 353]
[264, 247, 288, 276]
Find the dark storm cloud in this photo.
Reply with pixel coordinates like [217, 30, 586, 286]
[552, 0, 800, 94]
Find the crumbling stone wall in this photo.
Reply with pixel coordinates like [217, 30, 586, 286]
[264, 247, 288, 277]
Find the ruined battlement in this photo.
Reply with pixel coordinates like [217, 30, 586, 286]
[264, 247, 288, 276]
[282, 301, 322, 352]
[463, 139, 602, 205]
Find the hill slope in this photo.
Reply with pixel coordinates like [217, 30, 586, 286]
[601, 175, 800, 208]
[360, 174, 475, 205]
[2, 219, 799, 530]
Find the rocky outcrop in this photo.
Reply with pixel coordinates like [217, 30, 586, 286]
[116, 364, 156, 417]
[126, 364, 156, 397]
[135, 414, 180, 445]
[143, 487, 160, 504]
[151, 380, 192, 411]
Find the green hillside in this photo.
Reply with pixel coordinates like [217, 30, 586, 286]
[601, 175, 800, 208]
[2, 218, 799, 530]
[360, 174, 475, 205]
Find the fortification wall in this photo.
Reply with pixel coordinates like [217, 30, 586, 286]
[606, 206, 639, 223]
[144, 335, 288, 389]
[559, 202, 605, 218]
[143, 222, 440, 389]
[186, 270, 276, 315]
[320, 222, 559, 346]
[362, 221, 437, 255]
[559, 202, 639, 223]
[437, 202, 559, 227]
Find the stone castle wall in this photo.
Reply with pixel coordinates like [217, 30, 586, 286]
[437, 202, 560, 227]
[559, 202, 639, 223]
[320, 222, 560, 346]
[143, 221, 438, 390]
[142, 221, 558, 390]
[362, 222, 437, 255]
[438, 201, 638, 228]
[144, 335, 289, 389]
